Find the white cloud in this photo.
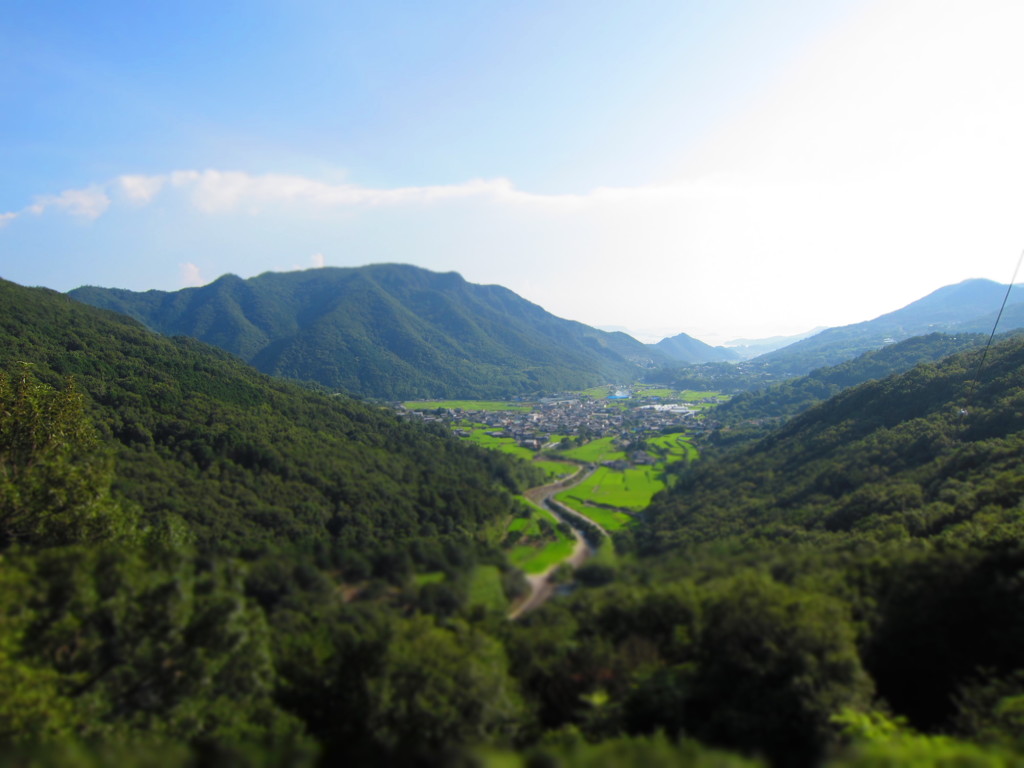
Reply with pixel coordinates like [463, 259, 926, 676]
[311, 252, 326, 268]
[180, 262, 204, 287]
[5, 168, 688, 227]
[27, 186, 110, 219]
[0, 212, 16, 227]
[118, 174, 165, 204]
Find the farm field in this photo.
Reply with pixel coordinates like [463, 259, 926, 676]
[531, 459, 577, 480]
[465, 428, 536, 461]
[647, 433, 699, 463]
[506, 499, 576, 574]
[562, 465, 664, 512]
[555, 492, 634, 531]
[555, 436, 627, 463]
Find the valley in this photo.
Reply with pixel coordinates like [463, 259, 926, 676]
[403, 386, 711, 613]
[5, 272, 1024, 766]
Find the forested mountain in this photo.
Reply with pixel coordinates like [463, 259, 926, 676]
[0, 278, 535, 563]
[69, 264, 660, 399]
[7, 272, 1024, 766]
[612, 336, 1024, 760]
[754, 278, 1024, 375]
[0, 276, 546, 763]
[649, 331, 741, 363]
[714, 332, 987, 431]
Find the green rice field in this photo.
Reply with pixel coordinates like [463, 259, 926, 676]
[465, 429, 536, 460]
[532, 459, 577, 480]
[555, 493, 634, 531]
[561, 465, 663, 512]
[647, 433, 699, 463]
[506, 499, 576, 574]
[556, 436, 627, 464]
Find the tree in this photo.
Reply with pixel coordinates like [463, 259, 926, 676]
[0, 368, 135, 549]
[366, 616, 525, 758]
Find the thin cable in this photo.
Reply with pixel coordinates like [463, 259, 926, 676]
[963, 247, 1024, 412]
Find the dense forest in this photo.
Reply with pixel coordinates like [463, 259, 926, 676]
[4, 276, 1024, 766]
[69, 265, 657, 400]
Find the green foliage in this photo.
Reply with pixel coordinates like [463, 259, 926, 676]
[0, 369, 136, 548]
[366, 616, 525, 755]
[8, 274, 1024, 765]
[71, 265, 650, 399]
[715, 333, 985, 429]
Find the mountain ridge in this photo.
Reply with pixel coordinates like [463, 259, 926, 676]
[70, 264, 665, 399]
[753, 278, 1024, 374]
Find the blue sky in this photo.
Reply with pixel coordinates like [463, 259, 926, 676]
[5, 1, 1024, 343]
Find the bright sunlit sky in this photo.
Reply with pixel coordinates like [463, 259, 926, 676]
[4, 0, 1024, 344]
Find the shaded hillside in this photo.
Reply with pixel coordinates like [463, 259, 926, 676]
[714, 332, 987, 430]
[70, 265, 659, 399]
[0, 277, 536, 564]
[756, 278, 1024, 375]
[642, 334, 1024, 549]
[650, 331, 741, 363]
[618, 336, 1024, 747]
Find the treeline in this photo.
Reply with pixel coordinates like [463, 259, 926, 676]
[714, 332, 986, 429]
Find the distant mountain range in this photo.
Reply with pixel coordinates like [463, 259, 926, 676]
[723, 328, 826, 359]
[754, 279, 1024, 375]
[649, 331, 741, 363]
[70, 264, 664, 400]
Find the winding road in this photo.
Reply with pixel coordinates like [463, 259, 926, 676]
[507, 465, 610, 620]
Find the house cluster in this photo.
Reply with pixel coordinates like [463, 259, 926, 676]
[403, 393, 713, 448]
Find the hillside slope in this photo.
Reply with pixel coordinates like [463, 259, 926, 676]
[756, 278, 1024, 375]
[70, 264, 659, 399]
[0, 277, 535, 563]
[714, 332, 987, 429]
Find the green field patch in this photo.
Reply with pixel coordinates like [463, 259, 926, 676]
[557, 436, 627, 464]
[506, 498, 575, 574]
[647, 433, 699, 463]
[579, 386, 612, 399]
[466, 565, 508, 611]
[465, 429, 537, 461]
[634, 387, 675, 399]
[404, 400, 532, 412]
[679, 390, 728, 403]
[509, 537, 576, 575]
[562, 466, 662, 512]
[532, 459, 577, 480]
[414, 571, 446, 586]
[507, 516, 538, 535]
[555, 493, 633, 531]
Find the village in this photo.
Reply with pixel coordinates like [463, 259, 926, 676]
[401, 388, 723, 456]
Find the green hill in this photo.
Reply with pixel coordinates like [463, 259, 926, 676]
[70, 264, 659, 399]
[714, 332, 987, 431]
[0, 277, 536, 564]
[650, 330, 741, 363]
[756, 278, 1024, 375]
